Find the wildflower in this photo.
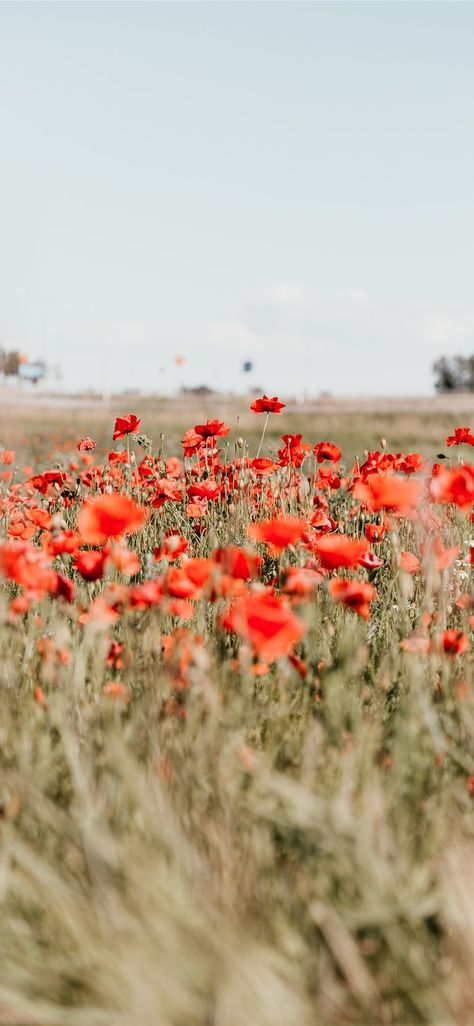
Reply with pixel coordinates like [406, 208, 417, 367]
[187, 479, 221, 501]
[112, 414, 141, 440]
[313, 442, 341, 464]
[194, 419, 230, 439]
[278, 434, 311, 467]
[328, 578, 376, 620]
[250, 457, 277, 475]
[77, 437, 96, 452]
[222, 591, 305, 662]
[400, 551, 421, 574]
[181, 429, 204, 456]
[364, 520, 387, 543]
[74, 549, 109, 581]
[78, 494, 148, 545]
[248, 516, 307, 554]
[282, 565, 322, 596]
[313, 534, 368, 570]
[446, 426, 474, 447]
[354, 473, 420, 513]
[358, 550, 383, 571]
[150, 479, 183, 507]
[440, 629, 468, 656]
[214, 546, 261, 580]
[430, 464, 474, 509]
[154, 533, 189, 562]
[109, 545, 140, 576]
[250, 395, 286, 414]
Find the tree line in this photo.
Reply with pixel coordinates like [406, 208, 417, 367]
[433, 356, 474, 393]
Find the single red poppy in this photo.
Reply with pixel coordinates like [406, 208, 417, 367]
[328, 578, 376, 620]
[250, 395, 286, 414]
[112, 414, 141, 440]
[222, 591, 305, 662]
[446, 427, 474, 447]
[313, 442, 341, 464]
[78, 494, 148, 544]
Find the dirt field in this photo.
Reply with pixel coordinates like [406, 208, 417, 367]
[1, 390, 473, 464]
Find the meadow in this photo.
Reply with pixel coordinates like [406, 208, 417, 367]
[0, 392, 473, 1026]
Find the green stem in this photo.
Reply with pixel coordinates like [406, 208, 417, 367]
[256, 413, 269, 459]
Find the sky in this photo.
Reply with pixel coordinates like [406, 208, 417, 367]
[1, 1, 474, 397]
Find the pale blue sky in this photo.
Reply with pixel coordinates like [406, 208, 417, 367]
[1, 1, 474, 396]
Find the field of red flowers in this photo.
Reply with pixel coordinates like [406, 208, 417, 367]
[0, 398, 473, 1025]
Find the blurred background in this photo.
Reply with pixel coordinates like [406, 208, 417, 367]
[1, 2, 474, 401]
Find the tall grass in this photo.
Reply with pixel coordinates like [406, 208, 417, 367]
[0, 410, 472, 1025]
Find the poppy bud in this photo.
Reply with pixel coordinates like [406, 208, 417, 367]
[381, 437, 387, 450]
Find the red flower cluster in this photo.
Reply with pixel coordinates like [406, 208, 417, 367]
[0, 410, 471, 703]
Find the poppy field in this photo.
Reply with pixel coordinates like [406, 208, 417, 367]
[0, 398, 473, 1026]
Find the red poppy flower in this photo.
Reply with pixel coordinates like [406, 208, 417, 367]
[24, 507, 52, 531]
[248, 516, 306, 554]
[74, 549, 109, 581]
[440, 629, 468, 656]
[430, 465, 474, 509]
[154, 533, 189, 562]
[149, 479, 183, 508]
[108, 450, 130, 465]
[128, 580, 163, 609]
[0, 542, 58, 597]
[358, 550, 383, 571]
[187, 479, 221, 501]
[400, 453, 425, 475]
[221, 591, 305, 662]
[278, 434, 311, 468]
[109, 545, 140, 576]
[49, 530, 81, 557]
[181, 429, 204, 456]
[364, 521, 387, 543]
[194, 420, 230, 439]
[1, 450, 15, 465]
[313, 442, 341, 464]
[328, 578, 376, 620]
[354, 473, 420, 513]
[214, 546, 261, 580]
[186, 498, 208, 518]
[164, 567, 201, 600]
[400, 551, 421, 575]
[313, 534, 368, 570]
[112, 414, 141, 441]
[77, 494, 148, 544]
[446, 427, 474, 447]
[250, 458, 277, 476]
[250, 395, 286, 414]
[77, 437, 96, 452]
[282, 565, 322, 596]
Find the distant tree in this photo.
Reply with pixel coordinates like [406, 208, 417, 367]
[433, 355, 474, 393]
[0, 349, 22, 378]
[181, 385, 216, 397]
